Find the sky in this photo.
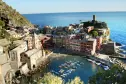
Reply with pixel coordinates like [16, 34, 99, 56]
[3, 0, 126, 14]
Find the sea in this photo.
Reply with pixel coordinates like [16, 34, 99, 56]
[23, 12, 126, 83]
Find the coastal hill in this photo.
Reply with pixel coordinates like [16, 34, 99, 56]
[0, 0, 34, 28]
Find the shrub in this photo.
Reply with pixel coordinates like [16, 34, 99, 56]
[37, 73, 84, 84]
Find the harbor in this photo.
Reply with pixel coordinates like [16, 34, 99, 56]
[48, 53, 102, 83]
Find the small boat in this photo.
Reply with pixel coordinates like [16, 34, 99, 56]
[72, 66, 77, 69]
[77, 63, 81, 66]
[55, 71, 59, 75]
[103, 66, 109, 70]
[59, 63, 67, 68]
[61, 75, 65, 78]
[64, 66, 68, 68]
[91, 60, 96, 63]
[59, 65, 62, 68]
[71, 68, 75, 71]
[80, 62, 84, 65]
[59, 69, 64, 73]
[87, 59, 96, 63]
[95, 62, 101, 65]
[51, 70, 59, 75]
[61, 73, 67, 77]
[87, 59, 93, 62]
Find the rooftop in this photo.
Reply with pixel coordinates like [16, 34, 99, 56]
[88, 38, 96, 42]
[25, 49, 39, 57]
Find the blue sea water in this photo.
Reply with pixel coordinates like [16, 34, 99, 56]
[23, 12, 126, 46]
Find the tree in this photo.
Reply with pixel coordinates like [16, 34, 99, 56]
[37, 73, 64, 84]
[89, 65, 126, 84]
[92, 31, 98, 37]
[37, 73, 84, 84]
[66, 77, 84, 84]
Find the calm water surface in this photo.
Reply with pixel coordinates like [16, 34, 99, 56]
[48, 56, 100, 84]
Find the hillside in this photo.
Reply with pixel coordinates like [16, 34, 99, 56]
[0, 0, 34, 28]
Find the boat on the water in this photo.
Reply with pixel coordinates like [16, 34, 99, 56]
[87, 59, 96, 63]
[51, 70, 59, 75]
[104, 66, 109, 70]
[95, 62, 101, 65]
[87, 59, 93, 62]
[100, 64, 109, 70]
[59, 69, 64, 73]
[77, 63, 81, 66]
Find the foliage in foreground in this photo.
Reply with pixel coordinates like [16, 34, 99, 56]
[37, 73, 84, 84]
[89, 64, 126, 84]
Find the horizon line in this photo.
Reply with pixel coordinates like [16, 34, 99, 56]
[22, 11, 126, 14]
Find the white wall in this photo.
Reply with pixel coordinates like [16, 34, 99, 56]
[30, 50, 42, 70]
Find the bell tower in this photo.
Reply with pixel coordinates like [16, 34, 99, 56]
[93, 15, 96, 22]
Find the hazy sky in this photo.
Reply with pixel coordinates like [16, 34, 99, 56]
[3, 0, 126, 14]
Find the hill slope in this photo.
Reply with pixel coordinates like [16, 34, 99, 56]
[0, 0, 34, 28]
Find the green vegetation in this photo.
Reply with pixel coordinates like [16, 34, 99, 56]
[83, 21, 108, 29]
[89, 65, 126, 84]
[37, 73, 84, 84]
[0, 0, 34, 27]
[89, 30, 98, 37]
[66, 77, 84, 84]
[0, 20, 5, 27]
[0, 0, 34, 39]
[0, 27, 10, 39]
[92, 31, 98, 37]
[37, 73, 64, 84]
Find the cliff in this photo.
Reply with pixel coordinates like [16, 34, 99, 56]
[0, 0, 34, 28]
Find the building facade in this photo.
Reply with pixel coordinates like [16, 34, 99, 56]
[0, 53, 12, 84]
[80, 38, 96, 55]
[69, 39, 81, 52]
[96, 36, 103, 51]
[21, 49, 43, 70]
[9, 41, 27, 71]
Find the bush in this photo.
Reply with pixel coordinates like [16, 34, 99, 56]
[89, 30, 98, 37]
[0, 20, 5, 27]
[37, 73, 84, 84]
[89, 65, 126, 84]
[37, 73, 64, 84]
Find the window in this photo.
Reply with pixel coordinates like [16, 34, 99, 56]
[11, 52, 16, 61]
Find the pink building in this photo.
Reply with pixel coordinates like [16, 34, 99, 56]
[96, 36, 102, 51]
[80, 38, 96, 55]
[69, 39, 81, 52]
[86, 26, 94, 33]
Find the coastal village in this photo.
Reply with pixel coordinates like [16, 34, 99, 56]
[1, 13, 126, 84]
